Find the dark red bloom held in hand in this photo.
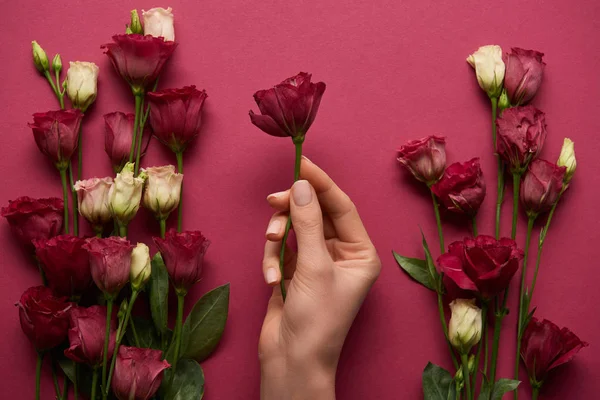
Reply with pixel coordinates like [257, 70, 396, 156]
[521, 317, 588, 384]
[496, 105, 546, 173]
[64, 305, 117, 366]
[154, 229, 210, 293]
[84, 237, 134, 297]
[111, 346, 171, 400]
[431, 158, 486, 216]
[520, 159, 566, 217]
[104, 112, 151, 173]
[438, 235, 524, 299]
[34, 235, 91, 298]
[249, 72, 326, 139]
[397, 136, 446, 185]
[146, 85, 208, 153]
[28, 109, 83, 170]
[503, 48, 545, 106]
[1, 196, 63, 250]
[16, 286, 72, 351]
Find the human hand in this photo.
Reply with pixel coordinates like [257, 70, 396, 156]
[259, 157, 381, 400]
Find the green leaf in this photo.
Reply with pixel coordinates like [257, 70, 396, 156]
[56, 356, 77, 384]
[490, 379, 520, 400]
[163, 359, 205, 400]
[150, 253, 169, 335]
[125, 316, 162, 350]
[181, 283, 230, 362]
[478, 376, 491, 400]
[393, 251, 435, 291]
[421, 230, 441, 291]
[422, 362, 456, 400]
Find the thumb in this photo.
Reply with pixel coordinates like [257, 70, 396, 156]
[290, 180, 327, 255]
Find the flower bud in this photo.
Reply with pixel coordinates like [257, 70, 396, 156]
[557, 138, 576, 185]
[32, 41, 49, 73]
[498, 89, 510, 111]
[66, 61, 99, 112]
[130, 243, 151, 290]
[142, 165, 183, 220]
[130, 9, 144, 34]
[449, 299, 482, 354]
[108, 162, 147, 226]
[454, 354, 476, 383]
[467, 45, 505, 98]
[52, 54, 62, 73]
[397, 136, 446, 185]
[118, 298, 128, 321]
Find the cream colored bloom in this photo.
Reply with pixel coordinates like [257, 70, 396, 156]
[108, 162, 147, 225]
[467, 45, 505, 98]
[142, 165, 183, 220]
[449, 299, 482, 354]
[66, 61, 99, 111]
[74, 177, 113, 227]
[143, 7, 175, 41]
[557, 138, 576, 185]
[130, 243, 151, 290]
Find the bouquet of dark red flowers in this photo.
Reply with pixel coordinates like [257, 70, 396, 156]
[5, 8, 228, 400]
[394, 45, 587, 400]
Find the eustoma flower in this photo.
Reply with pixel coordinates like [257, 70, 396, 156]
[66, 61, 99, 111]
[16, 286, 72, 351]
[74, 177, 113, 233]
[104, 112, 151, 173]
[142, 165, 183, 231]
[557, 138, 576, 186]
[64, 305, 117, 366]
[84, 237, 134, 297]
[397, 136, 446, 185]
[130, 243, 151, 291]
[431, 158, 486, 217]
[111, 346, 170, 400]
[520, 159, 566, 217]
[448, 299, 482, 354]
[438, 235, 524, 299]
[34, 235, 91, 298]
[520, 317, 588, 389]
[503, 48, 545, 106]
[1, 196, 63, 250]
[143, 7, 175, 41]
[108, 162, 147, 232]
[466, 45, 505, 98]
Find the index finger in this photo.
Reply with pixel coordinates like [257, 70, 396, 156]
[267, 157, 371, 244]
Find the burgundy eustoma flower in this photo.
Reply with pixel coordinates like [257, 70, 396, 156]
[146, 86, 208, 153]
[520, 159, 566, 217]
[521, 317, 588, 385]
[431, 158, 486, 216]
[153, 229, 210, 293]
[16, 286, 72, 351]
[104, 112, 151, 172]
[28, 109, 83, 170]
[101, 34, 177, 91]
[83, 237, 134, 297]
[503, 48, 545, 106]
[64, 305, 117, 366]
[249, 72, 326, 139]
[34, 235, 91, 298]
[438, 235, 524, 299]
[112, 346, 171, 400]
[496, 105, 546, 173]
[1, 196, 63, 250]
[397, 136, 446, 184]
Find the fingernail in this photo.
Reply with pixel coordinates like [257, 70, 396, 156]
[266, 268, 278, 284]
[266, 219, 281, 236]
[302, 155, 313, 164]
[292, 180, 312, 206]
[267, 191, 286, 201]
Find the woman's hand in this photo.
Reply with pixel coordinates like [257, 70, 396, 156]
[259, 157, 381, 399]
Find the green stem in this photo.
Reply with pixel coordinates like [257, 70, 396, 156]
[438, 292, 459, 370]
[90, 368, 99, 400]
[484, 308, 489, 374]
[51, 361, 62, 398]
[471, 216, 478, 237]
[489, 309, 504, 383]
[69, 163, 78, 236]
[44, 70, 62, 108]
[429, 189, 445, 253]
[59, 168, 70, 234]
[74, 364, 79, 400]
[175, 151, 184, 232]
[55, 68, 65, 109]
[129, 94, 143, 163]
[171, 292, 186, 376]
[35, 353, 43, 400]
[105, 290, 139, 397]
[118, 224, 127, 238]
[532, 387, 540, 400]
[491, 97, 505, 240]
[511, 173, 521, 240]
[101, 298, 114, 395]
[461, 354, 472, 400]
[472, 303, 487, 390]
[159, 218, 166, 239]
[134, 95, 146, 176]
[130, 318, 141, 347]
[94, 225, 103, 238]
[279, 138, 304, 301]
[61, 375, 68, 400]
[35, 258, 47, 286]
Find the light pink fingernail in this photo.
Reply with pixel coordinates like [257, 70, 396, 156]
[266, 268, 278, 284]
[267, 191, 286, 201]
[266, 220, 281, 236]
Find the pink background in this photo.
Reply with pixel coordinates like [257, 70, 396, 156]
[1, 0, 599, 398]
